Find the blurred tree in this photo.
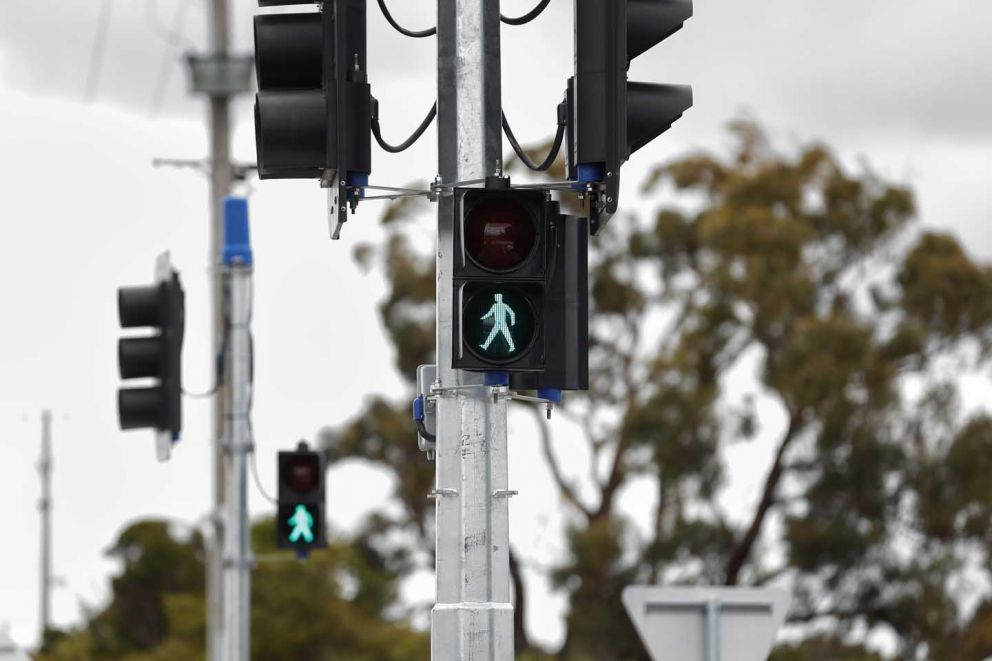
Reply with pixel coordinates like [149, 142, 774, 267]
[328, 119, 992, 659]
[37, 518, 428, 660]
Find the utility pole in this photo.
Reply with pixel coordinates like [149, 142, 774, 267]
[221, 198, 253, 661]
[208, 0, 231, 653]
[432, 2, 514, 659]
[38, 410, 52, 643]
[187, 0, 237, 656]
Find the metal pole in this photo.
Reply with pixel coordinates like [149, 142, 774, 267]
[705, 599, 722, 661]
[432, 1, 513, 659]
[38, 409, 52, 642]
[222, 252, 252, 661]
[207, 1, 233, 658]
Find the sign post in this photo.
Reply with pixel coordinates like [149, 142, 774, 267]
[622, 586, 790, 661]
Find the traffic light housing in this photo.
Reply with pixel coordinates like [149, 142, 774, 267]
[452, 184, 588, 388]
[277, 444, 326, 550]
[510, 215, 589, 392]
[452, 187, 551, 373]
[253, 0, 371, 188]
[568, 0, 692, 230]
[117, 256, 185, 446]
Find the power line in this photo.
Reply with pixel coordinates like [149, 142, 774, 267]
[148, 0, 194, 116]
[84, 0, 114, 103]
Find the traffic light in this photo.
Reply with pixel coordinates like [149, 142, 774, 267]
[452, 182, 588, 388]
[568, 0, 692, 230]
[277, 444, 326, 550]
[253, 0, 371, 229]
[117, 253, 185, 453]
[452, 185, 551, 373]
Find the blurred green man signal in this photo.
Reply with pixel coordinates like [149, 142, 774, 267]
[287, 505, 315, 544]
[277, 444, 326, 550]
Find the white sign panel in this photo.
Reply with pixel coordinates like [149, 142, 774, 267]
[622, 586, 790, 661]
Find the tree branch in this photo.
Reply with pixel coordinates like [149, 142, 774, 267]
[529, 406, 593, 519]
[725, 411, 803, 585]
[648, 479, 667, 584]
[509, 548, 530, 653]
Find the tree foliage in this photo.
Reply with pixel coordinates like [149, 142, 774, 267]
[329, 120, 992, 659]
[38, 518, 428, 660]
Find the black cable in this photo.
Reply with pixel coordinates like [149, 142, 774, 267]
[377, 0, 551, 38]
[416, 419, 437, 444]
[501, 107, 566, 172]
[372, 101, 437, 154]
[501, 0, 552, 25]
[377, 0, 436, 38]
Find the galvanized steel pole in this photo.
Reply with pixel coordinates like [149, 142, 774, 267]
[432, 1, 514, 659]
[221, 200, 253, 661]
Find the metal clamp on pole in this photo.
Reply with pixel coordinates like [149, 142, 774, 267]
[507, 388, 562, 419]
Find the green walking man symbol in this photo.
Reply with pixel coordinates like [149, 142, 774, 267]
[288, 504, 314, 544]
[480, 293, 516, 353]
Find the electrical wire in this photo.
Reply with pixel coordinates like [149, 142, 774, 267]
[249, 449, 277, 505]
[84, 0, 114, 102]
[377, 0, 552, 38]
[148, 0, 194, 117]
[372, 102, 437, 153]
[501, 0, 552, 25]
[501, 108, 566, 172]
[183, 384, 219, 399]
[145, 0, 195, 50]
[376, 0, 436, 38]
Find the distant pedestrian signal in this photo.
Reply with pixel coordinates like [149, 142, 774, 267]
[277, 443, 326, 551]
[287, 504, 315, 544]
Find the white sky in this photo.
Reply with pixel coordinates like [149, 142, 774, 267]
[1, 0, 991, 653]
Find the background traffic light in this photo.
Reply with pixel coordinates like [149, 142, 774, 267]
[253, 0, 371, 187]
[277, 444, 326, 550]
[116, 255, 185, 444]
[568, 0, 693, 228]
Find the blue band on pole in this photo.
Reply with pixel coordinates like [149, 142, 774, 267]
[222, 196, 253, 266]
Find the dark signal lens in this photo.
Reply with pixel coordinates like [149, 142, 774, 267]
[287, 456, 319, 493]
[465, 200, 536, 271]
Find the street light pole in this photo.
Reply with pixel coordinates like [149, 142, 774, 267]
[38, 410, 52, 643]
[206, 1, 233, 658]
[432, 1, 514, 659]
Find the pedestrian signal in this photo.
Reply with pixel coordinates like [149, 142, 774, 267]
[452, 185, 551, 373]
[464, 289, 537, 362]
[277, 443, 326, 550]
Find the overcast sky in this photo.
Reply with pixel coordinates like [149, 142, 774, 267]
[1, 0, 990, 653]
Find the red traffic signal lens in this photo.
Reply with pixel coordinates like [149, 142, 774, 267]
[465, 200, 536, 271]
[286, 456, 319, 493]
